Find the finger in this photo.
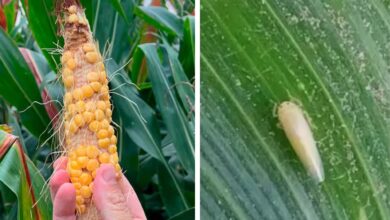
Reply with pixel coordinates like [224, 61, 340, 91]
[50, 170, 70, 201]
[54, 157, 68, 170]
[119, 174, 146, 220]
[53, 183, 76, 220]
[92, 164, 132, 220]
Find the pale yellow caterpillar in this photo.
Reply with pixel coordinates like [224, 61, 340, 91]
[277, 101, 324, 183]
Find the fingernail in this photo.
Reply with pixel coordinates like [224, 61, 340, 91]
[102, 165, 117, 184]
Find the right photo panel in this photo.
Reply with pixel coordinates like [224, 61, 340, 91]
[201, 1, 390, 219]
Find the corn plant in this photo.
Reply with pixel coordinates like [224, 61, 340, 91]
[0, 0, 194, 219]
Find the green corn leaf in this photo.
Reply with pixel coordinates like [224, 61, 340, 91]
[201, 0, 390, 219]
[169, 207, 195, 220]
[179, 16, 195, 79]
[87, 0, 138, 65]
[135, 6, 183, 38]
[108, 0, 130, 23]
[20, 0, 60, 71]
[165, 46, 195, 121]
[140, 43, 195, 176]
[0, 131, 52, 220]
[0, 29, 51, 141]
[106, 60, 191, 213]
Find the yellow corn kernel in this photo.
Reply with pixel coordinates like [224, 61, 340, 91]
[86, 145, 99, 158]
[76, 146, 87, 156]
[63, 67, 73, 77]
[82, 85, 94, 98]
[105, 109, 112, 117]
[100, 85, 109, 94]
[75, 189, 81, 196]
[100, 88, 110, 100]
[68, 5, 77, 14]
[90, 82, 102, 92]
[105, 100, 111, 107]
[74, 182, 82, 190]
[83, 43, 95, 53]
[97, 129, 108, 139]
[69, 151, 77, 160]
[85, 101, 95, 111]
[85, 52, 99, 63]
[74, 114, 85, 127]
[115, 163, 121, 172]
[83, 111, 94, 123]
[65, 113, 71, 121]
[68, 14, 78, 23]
[73, 88, 84, 100]
[107, 126, 115, 136]
[66, 58, 77, 70]
[99, 71, 106, 82]
[71, 171, 82, 179]
[81, 17, 89, 25]
[98, 62, 105, 71]
[80, 185, 92, 198]
[71, 177, 79, 183]
[88, 120, 100, 132]
[79, 172, 92, 185]
[100, 119, 110, 129]
[70, 160, 80, 169]
[99, 152, 110, 163]
[65, 137, 71, 146]
[65, 110, 76, 120]
[95, 109, 105, 121]
[67, 103, 75, 111]
[77, 156, 88, 168]
[63, 76, 74, 88]
[92, 170, 97, 178]
[110, 154, 119, 163]
[102, 94, 110, 101]
[69, 169, 82, 177]
[62, 51, 73, 64]
[64, 92, 73, 105]
[108, 145, 117, 154]
[76, 101, 86, 112]
[67, 104, 76, 115]
[77, 204, 86, 214]
[87, 71, 99, 82]
[86, 159, 99, 171]
[97, 100, 106, 110]
[98, 138, 110, 148]
[76, 195, 84, 205]
[69, 121, 78, 134]
[110, 135, 118, 145]
[111, 135, 117, 145]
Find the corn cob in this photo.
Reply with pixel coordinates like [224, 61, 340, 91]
[59, 2, 121, 217]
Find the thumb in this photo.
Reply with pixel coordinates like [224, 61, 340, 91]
[92, 164, 132, 220]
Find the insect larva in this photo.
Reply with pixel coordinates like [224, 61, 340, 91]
[277, 101, 324, 183]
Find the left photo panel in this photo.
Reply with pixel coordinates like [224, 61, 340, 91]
[0, 0, 195, 219]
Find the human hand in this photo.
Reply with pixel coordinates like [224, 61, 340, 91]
[50, 156, 146, 220]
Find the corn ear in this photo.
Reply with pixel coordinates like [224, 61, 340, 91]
[59, 2, 121, 218]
